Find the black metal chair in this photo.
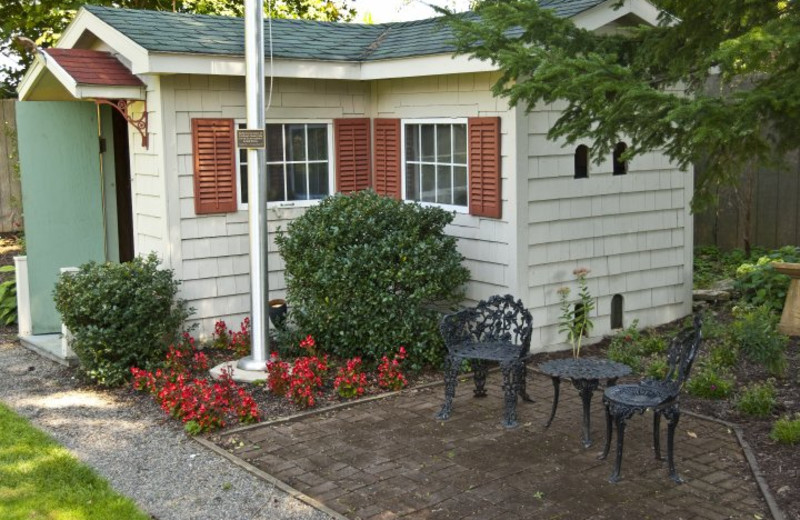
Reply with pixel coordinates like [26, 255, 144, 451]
[435, 294, 534, 429]
[599, 314, 702, 483]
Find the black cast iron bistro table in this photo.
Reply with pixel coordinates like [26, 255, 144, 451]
[538, 357, 632, 447]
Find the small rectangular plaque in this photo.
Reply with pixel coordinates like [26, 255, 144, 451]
[237, 128, 266, 149]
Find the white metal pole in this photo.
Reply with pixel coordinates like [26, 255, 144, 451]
[238, 0, 269, 370]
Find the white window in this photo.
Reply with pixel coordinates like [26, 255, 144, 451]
[236, 121, 334, 208]
[236, 122, 248, 209]
[402, 119, 468, 211]
[267, 122, 332, 205]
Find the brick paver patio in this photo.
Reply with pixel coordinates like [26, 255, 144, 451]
[212, 370, 774, 519]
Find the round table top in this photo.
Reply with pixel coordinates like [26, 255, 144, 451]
[538, 357, 632, 380]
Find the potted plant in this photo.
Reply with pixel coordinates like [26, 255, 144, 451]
[557, 267, 595, 358]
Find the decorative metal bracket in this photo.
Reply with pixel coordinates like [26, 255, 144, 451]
[94, 98, 149, 149]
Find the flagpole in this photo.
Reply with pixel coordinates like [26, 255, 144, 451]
[238, 0, 269, 371]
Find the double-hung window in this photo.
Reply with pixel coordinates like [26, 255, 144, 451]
[403, 120, 468, 210]
[266, 122, 332, 204]
[235, 122, 333, 208]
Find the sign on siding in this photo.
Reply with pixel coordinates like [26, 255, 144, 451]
[236, 128, 265, 149]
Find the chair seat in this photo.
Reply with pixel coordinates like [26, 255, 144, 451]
[604, 383, 675, 409]
[450, 341, 524, 362]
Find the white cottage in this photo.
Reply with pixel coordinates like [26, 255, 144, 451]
[15, 0, 691, 356]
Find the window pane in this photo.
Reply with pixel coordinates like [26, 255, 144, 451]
[285, 124, 306, 161]
[421, 164, 435, 202]
[436, 165, 452, 204]
[453, 124, 467, 164]
[240, 164, 249, 204]
[405, 125, 419, 161]
[308, 163, 328, 200]
[421, 124, 435, 162]
[454, 166, 467, 206]
[287, 163, 307, 200]
[405, 163, 420, 201]
[267, 164, 285, 202]
[436, 125, 451, 162]
[266, 125, 284, 162]
[307, 124, 328, 161]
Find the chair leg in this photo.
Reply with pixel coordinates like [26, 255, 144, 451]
[473, 359, 488, 398]
[653, 411, 663, 460]
[599, 402, 612, 461]
[500, 362, 519, 429]
[516, 362, 534, 402]
[436, 355, 459, 421]
[544, 376, 560, 427]
[665, 406, 684, 483]
[609, 413, 627, 483]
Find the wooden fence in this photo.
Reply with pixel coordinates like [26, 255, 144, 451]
[0, 99, 22, 233]
[694, 153, 800, 251]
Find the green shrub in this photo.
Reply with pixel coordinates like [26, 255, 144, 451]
[53, 254, 192, 387]
[708, 340, 739, 369]
[770, 415, 800, 445]
[0, 265, 17, 325]
[694, 246, 748, 290]
[607, 320, 644, 372]
[275, 191, 470, 369]
[639, 335, 667, 356]
[645, 358, 669, 380]
[730, 305, 788, 376]
[736, 381, 776, 417]
[685, 363, 734, 399]
[701, 312, 728, 341]
[735, 245, 800, 312]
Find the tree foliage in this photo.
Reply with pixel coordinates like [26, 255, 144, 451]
[0, 0, 355, 98]
[441, 0, 799, 210]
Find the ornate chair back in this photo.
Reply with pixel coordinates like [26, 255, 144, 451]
[440, 294, 533, 357]
[656, 314, 703, 395]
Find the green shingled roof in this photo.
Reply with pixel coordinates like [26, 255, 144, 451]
[83, 1, 606, 61]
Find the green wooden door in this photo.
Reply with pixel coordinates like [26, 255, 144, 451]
[16, 101, 106, 334]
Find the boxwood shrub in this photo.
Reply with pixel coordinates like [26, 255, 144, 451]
[53, 254, 192, 387]
[275, 191, 470, 369]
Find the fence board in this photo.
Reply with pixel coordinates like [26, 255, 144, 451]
[0, 99, 22, 233]
[695, 157, 800, 251]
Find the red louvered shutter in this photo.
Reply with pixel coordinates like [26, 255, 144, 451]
[334, 118, 371, 193]
[192, 118, 237, 214]
[373, 118, 402, 199]
[468, 117, 501, 218]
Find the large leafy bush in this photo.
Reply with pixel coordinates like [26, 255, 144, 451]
[735, 245, 800, 312]
[54, 254, 192, 387]
[275, 191, 470, 368]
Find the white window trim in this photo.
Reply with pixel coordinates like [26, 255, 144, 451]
[236, 120, 335, 210]
[400, 118, 469, 214]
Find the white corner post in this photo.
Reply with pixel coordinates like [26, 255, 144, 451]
[237, 0, 270, 371]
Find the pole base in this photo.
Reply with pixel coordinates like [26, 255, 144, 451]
[236, 355, 268, 372]
[209, 360, 267, 383]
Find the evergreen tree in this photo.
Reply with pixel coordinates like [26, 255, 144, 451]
[442, 0, 799, 214]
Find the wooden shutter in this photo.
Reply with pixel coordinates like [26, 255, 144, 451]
[192, 118, 237, 214]
[468, 117, 501, 218]
[373, 118, 402, 199]
[334, 118, 371, 193]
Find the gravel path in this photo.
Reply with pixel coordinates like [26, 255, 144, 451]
[0, 335, 332, 520]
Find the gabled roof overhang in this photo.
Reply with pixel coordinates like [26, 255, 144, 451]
[18, 0, 659, 97]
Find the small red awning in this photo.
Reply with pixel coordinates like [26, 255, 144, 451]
[43, 48, 145, 88]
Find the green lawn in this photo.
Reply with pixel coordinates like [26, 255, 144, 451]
[0, 403, 151, 520]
